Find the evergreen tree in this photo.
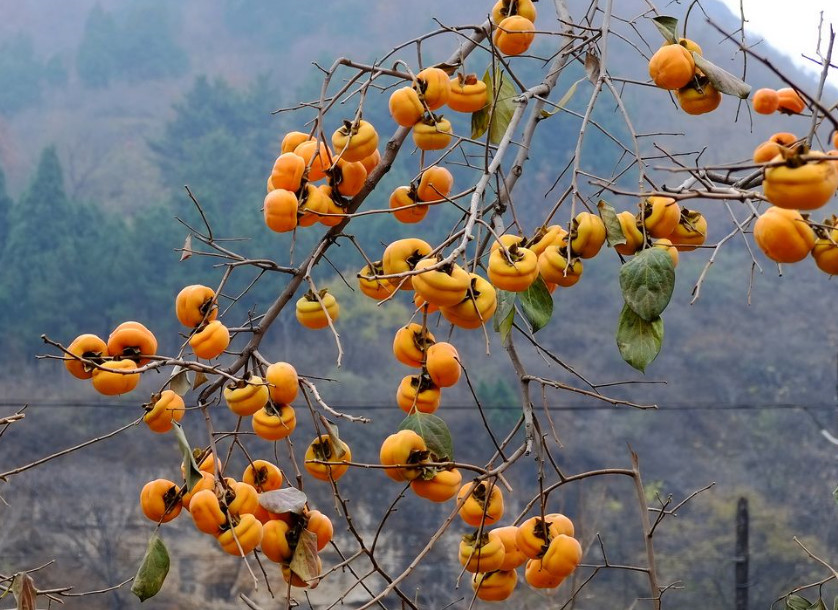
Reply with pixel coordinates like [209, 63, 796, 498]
[0, 167, 12, 251]
[76, 4, 118, 88]
[118, 1, 188, 82]
[102, 203, 191, 357]
[43, 55, 68, 88]
[77, 3, 187, 88]
[0, 34, 44, 114]
[150, 76, 277, 238]
[0, 148, 128, 357]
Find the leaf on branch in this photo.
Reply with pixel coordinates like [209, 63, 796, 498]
[399, 412, 454, 462]
[619, 248, 675, 321]
[652, 16, 679, 44]
[320, 415, 347, 460]
[289, 529, 320, 587]
[131, 533, 169, 602]
[520, 276, 553, 333]
[540, 78, 583, 118]
[692, 53, 752, 98]
[192, 370, 209, 391]
[474, 68, 517, 144]
[172, 422, 202, 492]
[585, 51, 601, 83]
[598, 200, 626, 247]
[493, 289, 516, 343]
[258, 487, 308, 514]
[168, 365, 192, 396]
[471, 73, 491, 139]
[616, 304, 663, 373]
[180, 234, 192, 261]
[786, 595, 813, 610]
[11, 573, 36, 610]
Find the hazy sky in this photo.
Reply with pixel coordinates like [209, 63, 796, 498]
[717, 0, 838, 85]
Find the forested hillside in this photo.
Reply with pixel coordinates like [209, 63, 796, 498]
[0, 1, 836, 608]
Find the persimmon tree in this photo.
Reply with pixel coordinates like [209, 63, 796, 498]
[3, 0, 838, 608]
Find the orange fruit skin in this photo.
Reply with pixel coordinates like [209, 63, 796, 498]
[777, 87, 805, 114]
[753, 88, 779, 114]
[648, 44, 695, 90]
[493, 15, 535, 56]
[753, 207, 815, 263]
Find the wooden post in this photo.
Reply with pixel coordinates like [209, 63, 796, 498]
[735, 497, 749, 610]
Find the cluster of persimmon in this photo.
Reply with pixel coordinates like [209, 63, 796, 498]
[752, 87, 806, 115]
[140, 455, 332, 588]
[491, 0, 537, 57]
[177, 284, 230, 360]
[488, 211, 604, 292]
[376, 432, 582, 600]
[63, 321, 157, 396]
[264, 124, 380, 234]
[615, 196, 709, 267]
[389, 67, 456, 151]
[387, 48, 496, 147]
[648, 36, 722, 116]
[456, 481, 583, 600]
[751, 131, 838, 271]
[359, 237, 497, 328]
[355, 213, 604, 331]
[390, 165, 455, 224]
[221, 362, 299, 441]
[357, 201, 696, 324]
[391, 321, 462, 414]
[379, 429, 463, 502]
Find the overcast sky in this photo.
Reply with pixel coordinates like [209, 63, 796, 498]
[716, 0, 838, 85]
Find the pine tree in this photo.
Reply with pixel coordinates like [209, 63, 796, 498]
[0, 167, 12, 251]
[0, 148, 119, 357]
[76, 4, 118, 88]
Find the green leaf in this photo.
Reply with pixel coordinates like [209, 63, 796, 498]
[619, 248, 675, 321]
[475, 68, 517, 145]
[811, 599, 827, 610]
[598, 200, 626, 248]
[171, 422, 202, 492]
[493, 289, 515, 328]
[652, 16, 679, 44]
[289, 529, 321, 587]
[832, 595, 838, 610]
[493, 289, 516, 343]
[131, 533, 169, 602]
[497, 307, 514, 344]
[259, 487, 308, 514]
[693, 53, 752, 99]
[540, 77, 583, 118]
[616, 304, 663, 373]
[519, 276, 553, 333]
[786, 596, 812, 610]
[399, 412, 454, 462]
[471, 72, 491, 139]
